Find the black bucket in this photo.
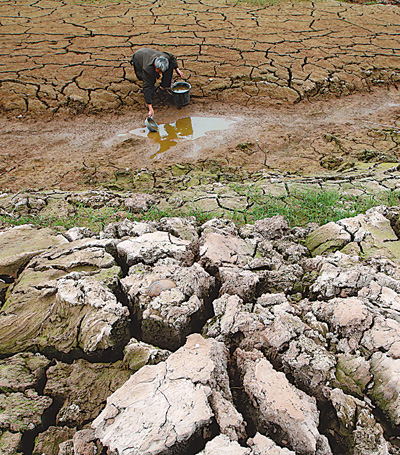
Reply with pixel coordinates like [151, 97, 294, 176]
[171, 81, 191, 107]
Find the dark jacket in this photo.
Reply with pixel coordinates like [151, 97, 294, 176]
[131, 48, 178, 104]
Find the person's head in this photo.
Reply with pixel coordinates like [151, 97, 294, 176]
[154, 56, 169, 74]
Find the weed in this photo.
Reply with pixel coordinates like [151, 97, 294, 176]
[141, 205, 217, 225]
[1, 187, 399, 232]
[245, 187, 400, 226]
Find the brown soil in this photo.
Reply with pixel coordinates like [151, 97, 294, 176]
[1, 87, 399, 193]
[1, 0, 399, 193]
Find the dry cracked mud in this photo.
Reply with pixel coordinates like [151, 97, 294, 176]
[0, 0, 399, 191]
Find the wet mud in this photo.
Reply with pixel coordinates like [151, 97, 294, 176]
[0, 87, 399, 192]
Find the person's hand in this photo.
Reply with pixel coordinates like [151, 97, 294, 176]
[176, 68, 184, 78]
[147, 105, 154, 118]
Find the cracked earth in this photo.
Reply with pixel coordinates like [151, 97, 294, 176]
[0, 0, 399, 192]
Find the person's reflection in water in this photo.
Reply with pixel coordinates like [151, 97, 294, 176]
[175, 117, 193, 138]
[150, 117, 194, 158]
[149, 131, 178, 158]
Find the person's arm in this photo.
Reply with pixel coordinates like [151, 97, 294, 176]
[167, 53, 183, 78]
[142, 70, 156, 113]
[147, 104, 154, 118]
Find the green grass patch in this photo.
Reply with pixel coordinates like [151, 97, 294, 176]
[239, 186, 400, 226]
[0, 205, 126, 233]
[0, 203, 219, 233]
[1, 187, 399, 232]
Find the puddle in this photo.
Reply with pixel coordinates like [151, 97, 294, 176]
[129, 116, 236, 158]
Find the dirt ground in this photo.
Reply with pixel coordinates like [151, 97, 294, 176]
[0, 86, 399, 193]
[1, 0, 399, 193]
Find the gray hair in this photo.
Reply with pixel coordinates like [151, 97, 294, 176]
[154, 56, 169, 72]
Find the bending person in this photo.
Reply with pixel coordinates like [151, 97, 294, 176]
[130, 47, 184, 118]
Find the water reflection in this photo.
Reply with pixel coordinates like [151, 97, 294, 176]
[129, 116, 235, 158]
[149, 117, 194, 158]
[166, 116, 194, 138]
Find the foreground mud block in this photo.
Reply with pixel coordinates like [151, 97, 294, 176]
[235, 348, 327, 455]
[92, 334, 244, 454]
[0, 238, 129, 358]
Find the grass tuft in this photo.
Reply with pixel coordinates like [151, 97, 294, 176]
[1, 187, 399, 232]
[241, 186, 400, 226]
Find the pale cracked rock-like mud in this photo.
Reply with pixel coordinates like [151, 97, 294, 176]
[1, 206, 400, 454]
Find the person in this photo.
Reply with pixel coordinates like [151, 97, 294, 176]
[130, 47, 184, 118]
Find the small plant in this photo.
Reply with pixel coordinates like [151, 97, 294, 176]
[244, 187, 400, 226]
[141, 205, 217, 225]
[1, 187, 399, 232]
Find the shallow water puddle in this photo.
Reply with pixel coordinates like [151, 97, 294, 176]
[129, 116, 236, 158]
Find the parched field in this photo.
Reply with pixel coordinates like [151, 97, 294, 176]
[0, 0, 399, 192]
[1, 0, 400, 112]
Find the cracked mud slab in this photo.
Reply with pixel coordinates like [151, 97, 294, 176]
[0, 0, 399, 113]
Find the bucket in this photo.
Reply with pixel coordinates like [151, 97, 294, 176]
[171, 81, 191, 107]
[145, 116, 159, 132]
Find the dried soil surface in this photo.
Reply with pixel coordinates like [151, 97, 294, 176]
[0, 0, 399, 192]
